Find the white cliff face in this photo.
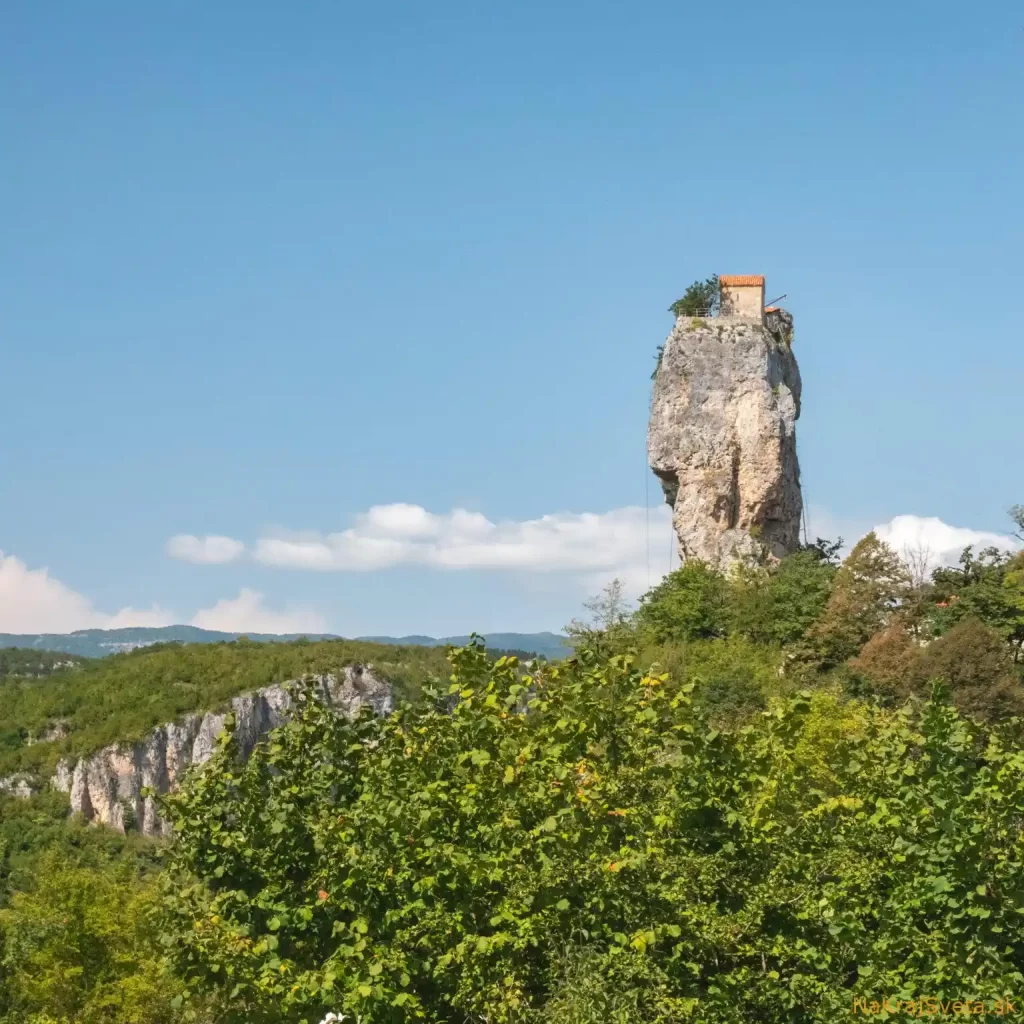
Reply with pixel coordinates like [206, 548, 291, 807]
[42, 665, 392, 836]
[0, 775, 34, 799]
[648, 310, 802, 568]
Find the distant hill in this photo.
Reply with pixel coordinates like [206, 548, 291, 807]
[0, 626, 569, 660]
[357, 632, 570, 660]
[0, 626, 339, 659]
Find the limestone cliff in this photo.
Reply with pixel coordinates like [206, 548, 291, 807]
[44, 665, 392, 836]
[647, 309, 802, 567]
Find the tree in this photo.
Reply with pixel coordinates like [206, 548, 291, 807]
[920, 617, 1024, 722]
[1009, 503, 1024, 542]
[157, 640, 1024, 1023]
[847, 615, 921, 703]
[565, 579, 634, 654]
[850, 613, 1024, 725]
[0, 850, 187, 1024]
[633, 560, 728, 645]
[583, 578, 630, 630]
[809, 532, 910, 667]
[931, 547, 1024, 662]
[730, 541, 840, 648]
[668, 276, 720, 318]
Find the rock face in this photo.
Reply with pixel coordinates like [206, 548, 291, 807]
[648, 310, 802, 568]
[47, 665, 392, 836]
[0, 775, 34, 799]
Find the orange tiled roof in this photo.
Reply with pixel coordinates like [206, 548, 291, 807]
[720, 275, 765, 287]
[765, 306, 780, 312]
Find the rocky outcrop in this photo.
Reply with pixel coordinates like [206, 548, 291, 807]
[0, 775, 35, 799]
[648, 310, 802, 568]
[46, 665, 391, 836]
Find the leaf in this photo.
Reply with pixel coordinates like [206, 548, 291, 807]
[503, 766, 515, 784]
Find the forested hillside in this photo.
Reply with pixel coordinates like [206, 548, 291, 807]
[2, 520, 1024, 1022]
[0, 627, 568, 660]
[0, 639, 451, 779]
[0, 649, 89, 680]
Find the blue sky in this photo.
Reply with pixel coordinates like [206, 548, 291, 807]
[1, 0, 1022, 636]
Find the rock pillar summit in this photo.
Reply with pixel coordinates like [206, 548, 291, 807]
[647, 275, 803, 569]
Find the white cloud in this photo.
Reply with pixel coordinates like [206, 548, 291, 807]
[7, 506, 1019, 638]
[190, 588, 326, 635]
[0, 553, 321, 636]
[105, 605, 176, 629]
[241, 503, 1022, 604]
[873, 514, 1019, 571]
[166, 534, 245, 565]
[804, 507, 1020, 573]
[250, 503, 677, 584]
[0, 550, 174, 633]
[804, 505, 875, 550]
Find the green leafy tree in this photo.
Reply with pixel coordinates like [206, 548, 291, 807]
[850, 615, 1024, 723]
[633, 560, 729, 645]
[0, 850, 187, 1024]
[730, 541, 841, 648]
[158, 640, 1024, 1023]
[668, 276, 720, 318]
[809, 533, 910, 667]
[931, 547, 1024, 662]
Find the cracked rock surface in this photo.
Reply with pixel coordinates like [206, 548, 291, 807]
[648, 311, 802, 568]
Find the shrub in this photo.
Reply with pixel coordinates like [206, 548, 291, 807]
[0, 850, 187, 1024]
[809, 533, 909, 668]
[730, 543, 840, 648]
[668, 276, 720, 318]
[920, 617, 1024, 722]
[634, 560, 729, 645]
[159, 640, 1024, 1023]
[848, 616, 922, 703]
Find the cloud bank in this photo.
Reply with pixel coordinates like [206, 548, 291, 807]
[0, 551, 321, 635]
[166, 534, 245, 565]
[251, 504, 675, 577]
[0, 551, 174, 633]
[4, 506, 1018, 636]
[873, 514, 1019, 572]
[167, 503, 1022, 596]
[190, 588, 325, 634]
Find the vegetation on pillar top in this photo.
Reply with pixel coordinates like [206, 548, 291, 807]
[669, 275, 720, 318]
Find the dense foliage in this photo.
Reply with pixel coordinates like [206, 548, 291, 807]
[0, 792, 188, 1024]
[158, 639, 1024, 1022]
[0, 649, 89, 680]
[669, 276, 720, 318]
